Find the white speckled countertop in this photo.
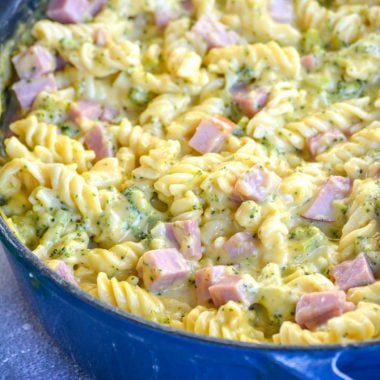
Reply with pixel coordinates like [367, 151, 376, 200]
[0, 252, 92, 380]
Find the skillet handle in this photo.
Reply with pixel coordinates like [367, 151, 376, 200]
[265, 346, 379, 380]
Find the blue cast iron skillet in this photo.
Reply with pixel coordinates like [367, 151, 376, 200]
[1, 2, 379, 379]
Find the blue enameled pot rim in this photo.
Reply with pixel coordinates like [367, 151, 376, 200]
[1, 216, 379, 352]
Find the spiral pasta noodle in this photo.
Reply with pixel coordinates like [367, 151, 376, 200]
[338, 179, 380, 261]
[226, 0, 301, 46]
[8, 115, 95, 172]
[173, 301, 265, 342]
[295, 0, 365, 46]
[96, 272, 167, 322]
[206, 41, 301, 80]
[86, 241, 145, 278]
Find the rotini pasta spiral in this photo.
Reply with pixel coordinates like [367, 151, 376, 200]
[86, 241, 145, 278]
[317, 121, 380, 176]
[338, 179, 380, 261]
[0, 159, 102, 230]
[8, 115, 95, 172]
[96, 272, 167, 322]
[347, 282, 380, 305]
[273, 322, 329, 344]
[206, 42, 301, 79]
[280, 98, 375, 152]
[295, 0, 365, 46]
[172, 301, 265, 342]
[226, 0, 301, 46]
[327, 302, 380, 342]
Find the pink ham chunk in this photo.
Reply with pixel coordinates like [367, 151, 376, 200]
[172, 220, 202, 260]
[331, 253, 375, 291]
[182, 0, 195, 15]
[234, 165, 282, 203]
[307, 129, 347, 158]
[137, 248, 190, 292]
[269, 0, 294, 24]
[192, 15, 240, 49]
[151, 220, 202, 259]
[223, 232, 259, 259]
[209, 275, 251, 307]
[12, 46, 55, 80]
[302, 176, 351, 222]
[195, 266, 230, 302]
[301, 54, 316, 72]
[84, 125, 114, 161]
[295, 291, 355, 330]
[87, 0, 107, 16]
[69, 100, 103, 122]
[50, 260, 76, 284]
[155, 8, 177, 30]
[231, 86, 270, 118]
[47, 0, 89, 24]
[12, 74, 57, 109]
[189, 116, 236, 154]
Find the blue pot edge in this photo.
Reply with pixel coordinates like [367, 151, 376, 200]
[1, 209, 379, 354]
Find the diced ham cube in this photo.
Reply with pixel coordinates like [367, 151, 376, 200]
[155, 8, 177, 30]
[12, 46, 55, 80]
[209, 275, 251, 307]
[84, 125, 114, 161]
[302, 176, 351, 222]
[151, 222, 180, 249]
[101, 104, 119, 122]
[136, 248, 190, 292]
[331, 253, 375, 291]
[192, 15, 240, 49]
[12, 74, 57, 109]
[195, 266, 230, 302]
[307, 129, 347, 158]
[87, 0, 107, 16]
[234, 165, 282, 203]
[48, 260, 76, 284]
[301, 54, 316, 72]
[269, 0, 294, 24]
[182, 0, 195, 15]
[47, 0, 89, 24]
[231, 86, 270, 118]
[223, 232, 259, 259]
[151, 220, 201, 259]
[189, 116, 236, 154]
[69, 100, 103, 122]
[172, 220, 202, 260]
[295, 291, 355, 330]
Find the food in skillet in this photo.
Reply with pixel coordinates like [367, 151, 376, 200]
[1, 0, 380, 344]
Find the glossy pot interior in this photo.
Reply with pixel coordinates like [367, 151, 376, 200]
[1, 2, 380, 379]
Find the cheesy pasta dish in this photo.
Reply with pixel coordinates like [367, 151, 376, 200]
[1, 0, 380, 345]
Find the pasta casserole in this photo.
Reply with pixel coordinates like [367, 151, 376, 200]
[1, 0, 380, 345]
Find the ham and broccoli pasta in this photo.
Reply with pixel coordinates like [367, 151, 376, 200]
[2, 0, 380, 345]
